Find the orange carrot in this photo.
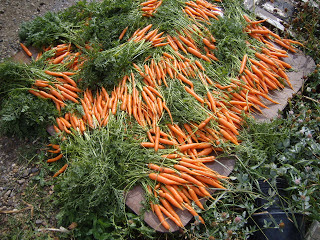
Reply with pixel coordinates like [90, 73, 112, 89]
[183, 203, 205, 224]
[184, 86, 204, 103]
[53, 164, 68, 177]
[159, 173, 188, 184]
[239, 54, 247, 75]
[164, 185, 184, 204]
[153, 204, 170, 230]
[195, 175, 226, 189]
[158, 190, 183, 210]
[177, 73, 194, 88]
[159, 198, 181, 223]
[158, 205, 183, 228]
[20, 43, 32, 57]
[53, 51, 70, 64]
[47, 153, 63, 163]
[178, 142, 212, 152]
[60, 91, 79, 103]
[119, 26, 129, 40]
[188, 187, 205, 210]
[149, 173, 180, 185]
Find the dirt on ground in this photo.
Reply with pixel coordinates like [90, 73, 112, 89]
[0, 0, 82, 62]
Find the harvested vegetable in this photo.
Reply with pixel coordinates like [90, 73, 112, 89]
[0, 0, 303, 236]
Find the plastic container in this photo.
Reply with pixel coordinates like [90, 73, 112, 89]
[254, 178, 288, 212]
[248, 178, 305, 240]
[248, 212, 305, 240]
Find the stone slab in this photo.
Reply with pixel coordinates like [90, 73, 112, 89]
[306, 221, 320, 240]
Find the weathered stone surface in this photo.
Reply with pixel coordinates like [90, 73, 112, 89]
[306, 221, 320, 240]
[243, 0, 297, 31]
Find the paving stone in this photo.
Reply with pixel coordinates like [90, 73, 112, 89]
[306, 221, 320, 240]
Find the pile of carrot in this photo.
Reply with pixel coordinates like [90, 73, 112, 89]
[184, 0, 222, 23]
[140, 0, 163, 17]
[146, 157, 227, 230]
[19, 0, 303, 231]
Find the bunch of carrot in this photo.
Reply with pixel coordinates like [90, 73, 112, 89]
[183, 0, 222, 23]
[28, 70, 81, 112]
[140, 0, 163, 17]
[145, 156, 227, 230]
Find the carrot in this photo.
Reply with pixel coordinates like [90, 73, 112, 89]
[159, 173, 188, 184]
[167, 35, 179, 51]
[149, 173, 180, 185]
[164, 185, 184, 204]
[194, 60, 205, 71]
[278, 68, 293, 89]
[163, 52, 174, 60]
[60, 91, 79, 103]
[239, 54, 247, 75]
[156, 137, 175, 145]
[162, 102, 173, 123]
[159, 198, 181, 223]
[34, 79, 49, 87]
[179, 35, 198, 49]
[44, 70, 64, 77]
[198, 115, 213, 129]
[158, 190, 183, 210]
[184, 86, 204, 103]
[153, 204, 170, 230]
[274, 38, 296, 52]
[56, 84, 79, 99]
[53, 51, 70, 64]
[178, 142, 212, 152]
[140, 0, 158, 6]
[219, 128, 239, 145]
[20, 43, 32, 57]
[195, 175, 226, 189]
[158, 205, 183, 228]
[202, 38, 215, 50]
[172, 37, 188, 54]
[61, 74, 77, 87]
[47, 148, 61, 154]
[154, 126, 161, 152]
[53, 164, 68, 177]
[183, 203, 205, 224]
[180, 172, 206, 187]
[48, 144, 60, 149]
[177, 73, 194, 88]
[188, 187, 205, 210]
[255, 52, 277, 67]
[63, 83, 82, 92]
[173, 185, 191, 204]
[119, 26, 129, 40]
[47, 153, 63, 163]
[186, 47, 202, 59]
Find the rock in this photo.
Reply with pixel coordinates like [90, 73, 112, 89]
[17, 179, 26, 184]
[7, 199, 13, 206]
[4, 190, 11, 198]
[35, 219, 43, 225]
[22, 169, 29, 178]
[30, 167, 39, 173]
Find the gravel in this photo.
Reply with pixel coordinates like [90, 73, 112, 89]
[0, 0, 82, 62]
